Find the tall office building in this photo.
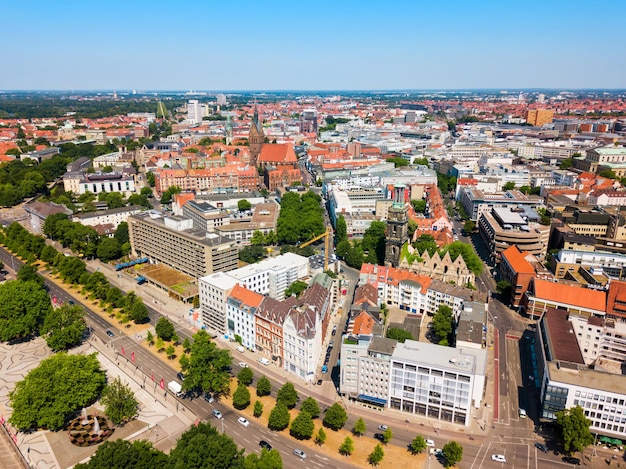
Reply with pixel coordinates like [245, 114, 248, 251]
[188, 99, 203, 125]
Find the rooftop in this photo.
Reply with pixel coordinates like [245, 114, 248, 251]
[392, 339, 487, 376]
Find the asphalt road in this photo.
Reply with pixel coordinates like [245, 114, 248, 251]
[0, 247, 361, 469]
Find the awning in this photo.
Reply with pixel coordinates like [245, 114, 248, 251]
[599, 436, 622, 445]
[356, 394, 387, 406]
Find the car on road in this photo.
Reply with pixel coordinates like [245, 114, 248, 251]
[238, 362, 248, 368]
[177, 372, 185, 381]
[329, 341, 334, 348]
[374, 433, 384, 442]
[316, 379, 323, 385]
[425, 439, 435, 447]
[238, 417, 249, 427]
[562, 456, 581, 465]
[236, 346, 245, 353]
[491, 454, 506, 462]
[106, 330, 114, 337]
[212, 409, 223, 419]
[377, 424, 388, 431]
[259, 440, 272, 451]
[203, 393, 214, 403]
[534, 443, 548, 453]
[321, 365, 328, 373]
[293, 449, 306, 459]
[332, 325, 337, 336]
[258, 357, 270, 366]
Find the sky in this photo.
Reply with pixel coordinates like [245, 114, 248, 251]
[2, 0, 625, 91]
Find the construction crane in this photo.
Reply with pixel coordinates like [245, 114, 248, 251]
[299, 225, 333, 271]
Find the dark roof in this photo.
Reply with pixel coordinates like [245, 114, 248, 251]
[541, 308, 585, 365]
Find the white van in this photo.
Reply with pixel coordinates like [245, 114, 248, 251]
[258, 357, 270, 366]
[519, 408, 527, 418]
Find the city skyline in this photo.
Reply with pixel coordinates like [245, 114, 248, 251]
[2, 0, 626, 91]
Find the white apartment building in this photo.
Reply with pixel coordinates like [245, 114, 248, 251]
[72, 205, 142, 230]
[537, 308, 626, 440]
[340, 336, 396, 406]
[199, 253, 310, 334]
[76, 173, 136, 197]
[554, 250, 626, 279]
[226, 284, 263, 351]
[93, 152, 124, 169]
[187, 100, 203, 125]
[389, 341, 486, 426]
[569, 314, 626, 366]
[283, 306, 321, 382]
[425, 280, 488, 318]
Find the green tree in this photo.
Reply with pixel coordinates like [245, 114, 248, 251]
[339, 436, 354, 456]
[129, 299, 149, 324]
[442, 441, 463, 468]
[409, 435, 427, 455]
[166, 344, 176, 359]
[315, 426, 327, 446]
[382, 426, 393, 445]
[233, 383, 251, 410]
[432, 304, 454, 346]
[238, 199, 252, 211]
[239, 245, 267, 264]
[284, 280, 308, 298]
[463, 220, 476, 234]
[411, 199, 427, 213]
[386, 328, 413, 343]
[0, 280, 52, 342]
[181, 337, 192, 353]
[256, 375, 271, 396]
[335, 215, 348, 244]
[361, 221, 386, 265]
[290, 410, 314, 440]
[368, 444, 385, 466]
[41, 304, 86, 351]
[268, 403, 290, 431]
[96, 237, 121, 262]
[502, 181, 516, 191]
[155, 317, 175, 341]
[250, 230, 266, 246]
[74, 439, 167, 469]
[253, 400, 263, 418]
[353, 417, 367, 437]
[101, 377, 139, 425]
[276, 382, 298, 408]
[440, 241, 483, 275]
[559, 157, 574, 170]
[183, 330, 232, 396]
[323, 403, 348, 431]
[168, 422, 245, 469]
[114, 221, 129, 245]
[17, 263, 42, 284]
[238, 367, 254, 386]
[496, 280, 512, 302]
[156, 337, 164, 351]
[556, 406, 594, 455]
[145, 330, 154, 346]
[244, 448, 283, 469]
[9, 353, 105, 430]
[159, 185, 181, 204]
[300, 396, 321, 419]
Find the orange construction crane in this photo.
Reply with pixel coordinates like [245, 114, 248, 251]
[299, 225, 333, 271]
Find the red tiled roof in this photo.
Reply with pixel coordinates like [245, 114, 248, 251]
[257, 144, 297, 164]
[352, 311, 376, 335]
[501, 245, 535, 275]
[229, 284, 264, 308]
[533, 279, 606, 312]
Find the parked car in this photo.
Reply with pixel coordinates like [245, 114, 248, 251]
[377, 424, 388, 431]
[491, 454, 506, 463]
[329, 341, 334, 348]
[212, 409, 223, 419]
[562, 457, 581, 465]
[425, 439, 435, 447]
[238, 362, 248, 368]
[258, 357, 270, 366]
[203, 393, 214, 403]
[177, 372, 185, 381]
[316, 379, 323, 385]
[259, 440, 272, 451]
[238, 417, 250, 427]
[236, 346, 245, 353]
[321, 365, 328, 373]
[535, 443, 548, 453]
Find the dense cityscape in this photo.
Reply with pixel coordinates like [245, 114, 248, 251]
[2, 88, 626, 469]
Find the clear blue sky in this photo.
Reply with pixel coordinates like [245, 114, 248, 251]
[2, 0, 625, 91]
